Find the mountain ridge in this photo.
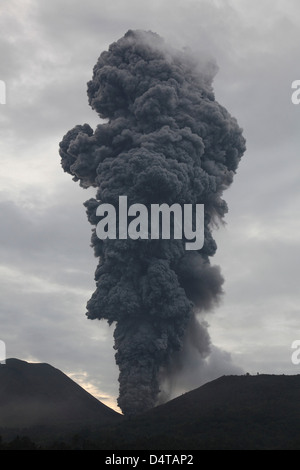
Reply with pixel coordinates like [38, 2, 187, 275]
[96, 372, 300, 450]
[1, 358, 300, 449]
[0, 358, 122, 439]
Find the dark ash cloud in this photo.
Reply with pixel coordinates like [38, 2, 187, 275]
[59, 29, 246, 415]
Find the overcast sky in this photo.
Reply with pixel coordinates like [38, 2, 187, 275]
[1, 0, 300, 412]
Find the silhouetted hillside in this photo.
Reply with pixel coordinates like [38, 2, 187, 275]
[93, 373, 300, 450]
[1, 360, 300, 449]
[0, 358, 122, 442]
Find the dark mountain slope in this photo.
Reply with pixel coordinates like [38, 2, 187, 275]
[0, 358, 122, 434]
[94, 374, 300, 450]
[2, 359, 300, 449]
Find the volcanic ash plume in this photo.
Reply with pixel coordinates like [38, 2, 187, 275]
[59, 30, 246, 415]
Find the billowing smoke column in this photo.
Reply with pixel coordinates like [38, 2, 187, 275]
[59, 30, 246, 415]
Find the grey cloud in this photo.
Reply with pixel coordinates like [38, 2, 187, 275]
[158, 343, 244, 403]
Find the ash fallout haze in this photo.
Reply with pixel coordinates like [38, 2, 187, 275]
[59, 29, 245, 415]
